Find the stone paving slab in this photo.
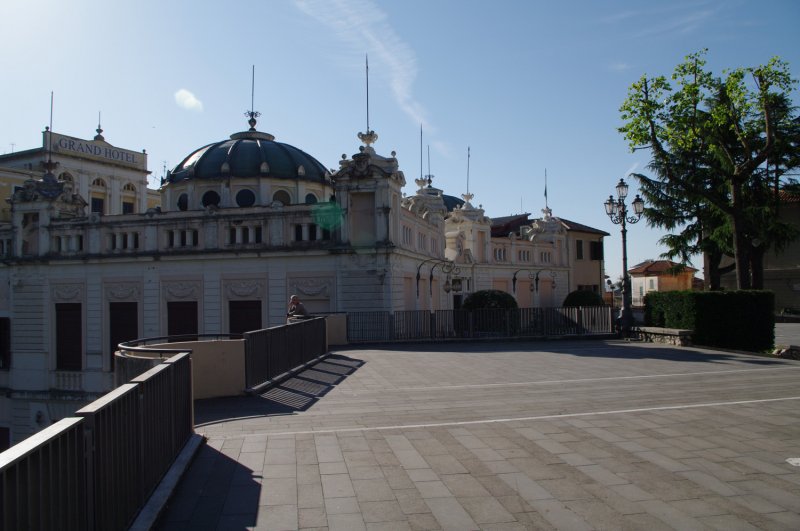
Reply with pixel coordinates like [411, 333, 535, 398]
[157, 340, 800, 530]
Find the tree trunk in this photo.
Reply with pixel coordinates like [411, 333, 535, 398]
[730, 183, 752, 289]
[750, 244, 765, 289]
[704, 249, 723, 290]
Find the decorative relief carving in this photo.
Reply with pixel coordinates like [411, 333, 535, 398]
[225, 279, 263, 299]
[52, 284, 83, 302]
[163, 281, 199, 300]
[291, 277, 332, 298]
[105, 283, 141, 301]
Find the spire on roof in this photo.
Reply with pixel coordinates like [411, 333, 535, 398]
[244, 65, 261, 131]
[94, 111, 105, 141]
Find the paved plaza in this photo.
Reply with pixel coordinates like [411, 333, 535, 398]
[158, 332, 800, 530]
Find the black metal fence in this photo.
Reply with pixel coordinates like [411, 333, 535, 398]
[244, 317, 328, 391]
[0, 352, 193, 531]
[347, 306, 614, 343]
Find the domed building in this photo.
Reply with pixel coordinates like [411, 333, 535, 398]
[163, 117, 334, 211]
[0, 114, 609, 447]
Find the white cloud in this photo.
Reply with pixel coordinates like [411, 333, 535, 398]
[174, 89, 203, 112]
[294, 0, 431, 131]
[609, 62, 632, 72]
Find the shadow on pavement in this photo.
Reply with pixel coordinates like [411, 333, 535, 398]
[156, 443, 259, 531]
[194, 354, 364, 426]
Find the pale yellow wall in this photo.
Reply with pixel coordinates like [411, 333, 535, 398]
[151, 339, 246, 400]
[325, 313, 348, 346]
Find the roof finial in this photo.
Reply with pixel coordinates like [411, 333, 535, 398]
[462, 146, 474, 204]
[357, 54, 378, 146]
[44, 91, 57, 177]
[426, 145, 433, 187]
[419, 123, 423, 180]
[94, 111, 105, 141]
[244, 65, 261, 131]
[544, 168, 548, 209]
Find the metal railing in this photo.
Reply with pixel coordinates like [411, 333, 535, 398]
[0, 352, 193, 531]
[244, 317, 327, 391]
[347, 306, 614, 342]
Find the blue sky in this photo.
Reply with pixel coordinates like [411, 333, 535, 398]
[2, 0, 798, 281]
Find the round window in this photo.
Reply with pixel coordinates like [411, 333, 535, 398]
[236, 189, 256, 207]
[305, 193, 318, 204]
[202, 190, 221, 207]
[272, 190, 291, 205]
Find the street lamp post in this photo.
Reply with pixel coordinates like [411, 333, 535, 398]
[416, 258, 460, 298]
[604, 178, 644, 338]
[512, 269, 557, 307]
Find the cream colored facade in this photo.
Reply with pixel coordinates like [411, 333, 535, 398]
[0, 123, 608, 447]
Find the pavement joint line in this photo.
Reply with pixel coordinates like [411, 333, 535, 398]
[395, 366, 800, 391]
[201, 395, 800, 440]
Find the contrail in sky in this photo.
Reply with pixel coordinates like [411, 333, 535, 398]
[294, 0, 431, 131]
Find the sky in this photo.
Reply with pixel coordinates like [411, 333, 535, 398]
[1, 0, 799, 282]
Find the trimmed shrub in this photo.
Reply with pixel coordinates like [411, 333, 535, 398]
[462, 290, 518, 310]
[562, 290, 604, 307]
[644, 290, 774, 351]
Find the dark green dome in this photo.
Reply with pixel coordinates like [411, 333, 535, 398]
[166, 129, 331, 184]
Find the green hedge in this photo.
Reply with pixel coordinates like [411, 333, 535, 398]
[563, 290, 604, 307]
[462, 290, 518, 310]
[644, 290, 774, 352]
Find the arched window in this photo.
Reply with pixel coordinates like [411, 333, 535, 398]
[305, 193, 318, 205]
[236, 189, 256, 207]
[58, 172, 73, 182]
[123, 183, 136, 192]
[92, 178, 106, 187]
[202, 190, 221, 207]
[272, 190, 291, 205]
[177, 193, 189, 211]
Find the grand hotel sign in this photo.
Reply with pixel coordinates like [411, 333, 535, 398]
[44, 131, 147, 171]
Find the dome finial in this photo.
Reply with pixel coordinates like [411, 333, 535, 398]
[244, 65, 261, 131]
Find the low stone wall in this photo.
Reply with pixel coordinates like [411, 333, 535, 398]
[633, 326, 693, 346]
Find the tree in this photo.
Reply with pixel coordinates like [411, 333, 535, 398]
[619, 51, 799, 289]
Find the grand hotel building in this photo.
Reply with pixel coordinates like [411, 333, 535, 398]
[0, 117, 608, 447]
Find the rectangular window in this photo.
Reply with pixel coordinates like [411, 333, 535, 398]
[255, 226, 263, 243]
[192, 230, 199, 246]
[589, 241, 604, 260]
[295, 225, 303, 241]
[167, 301, 198, 341]
[229, 300, 262, 335]
[309, 224, 317, 241]
[168, 231, 175, 247]
[91, 198, 104, 215]
[576, 240, 584, 260]
[0, 426, 9, 452]
[56, 303, 82, 371]
[122, 201, 134, 214]
[109, 302, 138, 371]
[0, 318, 10, 370]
